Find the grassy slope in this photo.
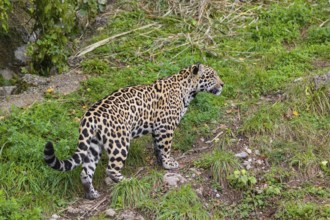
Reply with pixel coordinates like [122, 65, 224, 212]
[0, 0, 330, 219]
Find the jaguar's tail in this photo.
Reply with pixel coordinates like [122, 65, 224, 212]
[44, 142, 85, 171]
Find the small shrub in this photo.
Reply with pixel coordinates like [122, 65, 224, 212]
[27, 0, 76, 75]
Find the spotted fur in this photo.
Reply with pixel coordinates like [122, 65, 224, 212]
[44, 63, 224, 199]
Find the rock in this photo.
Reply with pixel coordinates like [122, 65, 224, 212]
[0, 86, 16, 96]
[105, 177, 113, 185]
[243, 160, 250, 166]
[189, 167, 202, 176]
[163, 172, 187, 187]
[196, 187, 203, 196]
[67, 206, 82, 214]
[255, 150, 260, 155]
[245, 148, 252, 154]
[105, 208, 116, 217]
[0, 68, 16, 80]
[14, 45, 28, 63]
[118, 210, 144, 220]
[243, 160, 253, 170]
[235, 152, 248, 159]
[314, 71, 330, 90]
[256, 159, 263, 165]
[49, 214, 60, 220]
[22, 74, 49, 86]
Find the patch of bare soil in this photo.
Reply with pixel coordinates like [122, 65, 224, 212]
[0, 69, 87, 113]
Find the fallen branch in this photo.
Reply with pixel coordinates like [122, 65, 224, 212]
[74, 23, 160, 57]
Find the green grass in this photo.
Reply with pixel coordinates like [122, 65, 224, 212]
[139, 184, 209, 220]
[195, 149, 241, 187]
[111, 178, 150, 209]
[0, 0, 330, 219]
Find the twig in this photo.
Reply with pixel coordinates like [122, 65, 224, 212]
[205, 131, 223, 144]
[81, 196, 108, 218]
[134, 167, 145, 178]
[319, 19, 329, 27]
[74, 23, 160, 57]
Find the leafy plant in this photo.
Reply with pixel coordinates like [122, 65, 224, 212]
[26, 0, 76, 75]
[227, 169, 257, 190]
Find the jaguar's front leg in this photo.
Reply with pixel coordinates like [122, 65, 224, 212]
[152, 129, 179, 169]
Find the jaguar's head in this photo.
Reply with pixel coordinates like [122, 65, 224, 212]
[191, 63, 224, 96]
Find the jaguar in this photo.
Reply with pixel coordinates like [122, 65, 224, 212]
[44, 63, 224, 199]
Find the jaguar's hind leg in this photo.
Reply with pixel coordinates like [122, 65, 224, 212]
[153, 129, 179, 169]
[105, 138, 129, 183]
[80, 139, 102, 199]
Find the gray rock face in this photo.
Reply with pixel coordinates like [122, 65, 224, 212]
[0, 68, 16, 80]
[22, 74, 49, 86]
[163, 172, 187, 187]
[0, 86, 16, 96]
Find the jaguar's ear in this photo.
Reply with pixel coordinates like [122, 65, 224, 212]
[192, 62, 201, 75]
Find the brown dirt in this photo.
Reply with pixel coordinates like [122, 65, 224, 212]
[0, 69, 88, 114]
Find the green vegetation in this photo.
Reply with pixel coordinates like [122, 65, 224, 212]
[195, 149, 241, 187]
[26, 0, 77, 75]
[227, 169, 257, 190]
[139, 185, 209, 220]
[111, 178, 150, 209]
[0, 0, 11, 32]
[1, 0, 330, 219]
